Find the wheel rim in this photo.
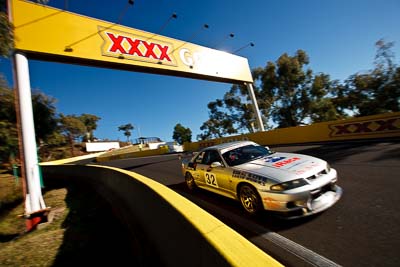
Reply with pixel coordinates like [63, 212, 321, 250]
[185, 173, 195, 190]
[240, 185, 259, 213]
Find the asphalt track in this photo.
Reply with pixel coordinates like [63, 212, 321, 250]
[93, 141, 400, 267]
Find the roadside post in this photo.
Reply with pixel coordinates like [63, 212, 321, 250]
[13, 51, 49, 231]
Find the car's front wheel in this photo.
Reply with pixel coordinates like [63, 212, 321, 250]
[238, 184, 262, 215]
[185, 172, 197, 191]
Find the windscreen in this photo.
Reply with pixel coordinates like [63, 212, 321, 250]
[222, 145, 272, 166]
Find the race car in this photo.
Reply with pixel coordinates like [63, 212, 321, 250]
[181, 141, 342, 218]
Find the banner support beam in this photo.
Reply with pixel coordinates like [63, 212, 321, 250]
[246, 83, 265, 132]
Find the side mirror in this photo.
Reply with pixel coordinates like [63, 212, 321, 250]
[210, 162, 223, 168]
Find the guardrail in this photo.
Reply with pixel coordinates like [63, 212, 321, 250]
[96, 146, 170, 162]
[184, 112, 400, 151]
[41, 158, 282, 267]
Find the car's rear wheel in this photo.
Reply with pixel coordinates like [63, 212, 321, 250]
[185, 172, 197, 191]
[238, 184, 262, 215]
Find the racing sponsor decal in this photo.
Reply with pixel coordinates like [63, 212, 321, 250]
[265, 156, 286, 163]
[273, 157, 301, 168]
[232, 170, 267, 185]
[294, 162, 321, 175]
[329, 116, 400, 137]
[263, 197, 282, 209]
[232, 170, 248, 179]
[99, 27, 177, 66]
[205, 172, 219, 188]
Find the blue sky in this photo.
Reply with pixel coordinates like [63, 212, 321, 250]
[1, 0, 399, 142]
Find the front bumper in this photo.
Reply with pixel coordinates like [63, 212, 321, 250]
[260, 183, 343, 219]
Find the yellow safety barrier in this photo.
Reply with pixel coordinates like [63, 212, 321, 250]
[41, 160, 283, 267]
[96, 146, 170, 162]
[40, 152, 105, 165]
[185, 112, 400, 151]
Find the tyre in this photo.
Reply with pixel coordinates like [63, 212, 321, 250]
[238, 184, 262, 215]
[185, 172, 197, 191]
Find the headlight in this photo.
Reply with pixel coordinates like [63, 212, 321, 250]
[270, 178, 308, 191]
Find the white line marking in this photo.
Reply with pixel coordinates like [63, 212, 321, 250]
[184, 192, 342, 267]
[261, 232, 341, 267]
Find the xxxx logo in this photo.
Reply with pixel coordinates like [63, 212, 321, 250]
[199, 142, 216, 149]
[98, 26, 176, 66]
[329, 116, 400, 137]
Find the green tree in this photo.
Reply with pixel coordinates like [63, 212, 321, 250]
[118, 123, 134, 143]
[79, 113, 101, 142]
[0, 76, 15, 122]
[199, 50, 343, 138]
[172, 123, 192, 145]
[0, 77, 17, 163]
[257, 50, 346, 127]
[341, 39, 400, 116]
[198, 100, 238, 140]
[0, 77, 60, 162]
[31, 90, 58, 143]
[0, 0, 13, 57]
[59, 114, 87, 156]
[307, 74, 347, 122]
[0, 121, 17, 164]
[42, 131, 66, 146]
[0, 86, 58, 143]
[261, 50, 313, 127]
[198, 81, 270, 140]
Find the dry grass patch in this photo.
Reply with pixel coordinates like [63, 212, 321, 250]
[0, 173, 136, 266]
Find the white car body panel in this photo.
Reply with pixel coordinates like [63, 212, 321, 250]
[182, 141, 343, 218]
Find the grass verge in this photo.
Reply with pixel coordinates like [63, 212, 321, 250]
[0, 173, 135, 266]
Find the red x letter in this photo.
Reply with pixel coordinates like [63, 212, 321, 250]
[107, 33, 126, 54]
[126, 38, 143, 57]
[157, 44, 171, 61]
[375, 119, 398, 131]
[142, 41, 158, 59]
[353, 122, 372, 133]
[334, 124, 351, 135]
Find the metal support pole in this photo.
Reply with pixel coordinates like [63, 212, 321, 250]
[14, 52, 47, 218]
[246, 83, 265, 132]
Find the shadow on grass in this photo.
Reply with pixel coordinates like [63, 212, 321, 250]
[43, 179, 136, 266]
[0, 233, 20, 242]
[0, 196, 24, 218]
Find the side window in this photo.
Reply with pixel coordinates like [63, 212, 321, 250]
[202, 150, 222, 165]
[195, 152, 205, 164]
[209, 150, 222, 164]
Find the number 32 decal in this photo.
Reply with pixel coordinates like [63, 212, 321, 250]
[205, 173, 219, 188]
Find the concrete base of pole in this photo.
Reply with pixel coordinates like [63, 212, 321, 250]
[25, 208, 51, 232]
